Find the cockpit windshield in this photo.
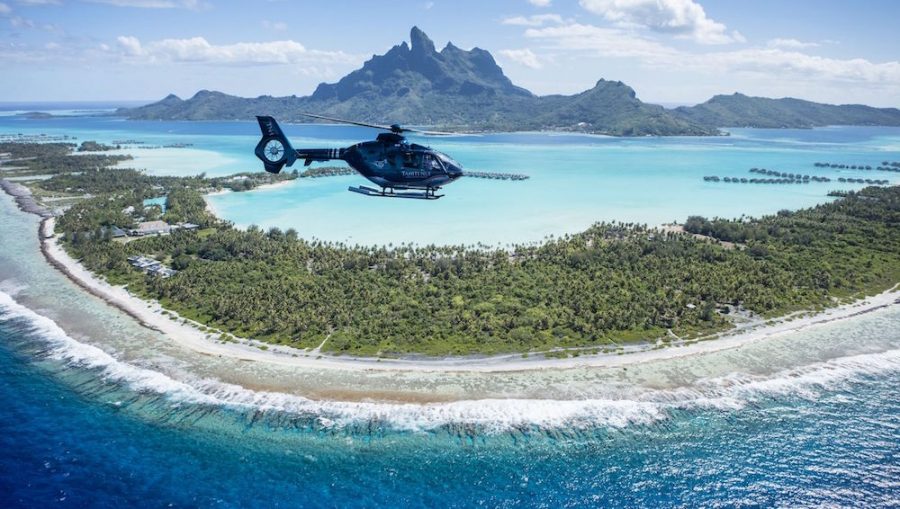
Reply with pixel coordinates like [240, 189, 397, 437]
[437, 153, 462, 169]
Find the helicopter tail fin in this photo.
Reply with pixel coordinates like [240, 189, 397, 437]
[254, 116, 298, 174]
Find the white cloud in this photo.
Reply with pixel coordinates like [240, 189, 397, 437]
[113, 35, 358, 66]
[767, 38, 819, 50]
[87, 0, 203, 8]
[703, 48, 900, 85]
[529, 0, 552, 6]
[116, 35, 142, 56]
[526, 22, 678, 59]
[525, 21, 900, 86]
[502, 14, 563, 27]
[498, 48, 542, 69]
[579, 0, 741, 44]
[0, 2, 12, 14]
[0, 35, 106, 64]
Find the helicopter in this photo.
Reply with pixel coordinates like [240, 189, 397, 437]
[254, 113, 465, 200]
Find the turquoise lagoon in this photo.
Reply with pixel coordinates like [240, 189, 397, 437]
[1, 114, 899, 245]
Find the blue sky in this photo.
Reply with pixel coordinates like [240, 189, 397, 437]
[1, 0, 899, 106]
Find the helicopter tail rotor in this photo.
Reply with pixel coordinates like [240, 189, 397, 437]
[255, 116, 298, 173]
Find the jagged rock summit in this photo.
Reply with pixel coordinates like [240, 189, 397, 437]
[311, 27, 531, 102]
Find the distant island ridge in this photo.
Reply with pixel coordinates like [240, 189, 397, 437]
[120, 27, 900, 136]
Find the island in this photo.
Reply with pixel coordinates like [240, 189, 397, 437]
[119, 27, 900, 136]
[2, 140, 898, 360]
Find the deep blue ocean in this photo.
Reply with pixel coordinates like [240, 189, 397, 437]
[1, 317, 898, 508]
[1, 113, 899, 507]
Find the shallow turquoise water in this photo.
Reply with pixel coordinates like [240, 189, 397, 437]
[2, 115, 899, 245]
[208, 126, 900, 246]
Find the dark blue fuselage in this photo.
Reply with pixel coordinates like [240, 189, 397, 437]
[338, 135, 464, 190]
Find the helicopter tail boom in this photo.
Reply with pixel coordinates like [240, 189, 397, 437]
[255, 116, 346, 173]
[293, 147, 346, 166]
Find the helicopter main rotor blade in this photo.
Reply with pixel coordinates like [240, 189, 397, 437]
[401, 127, 457, 136]
[300, 113, 394, 132]
[301, 112, 461, 136]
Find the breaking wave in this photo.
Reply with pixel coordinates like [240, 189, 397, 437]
[2, 289, 898, 434]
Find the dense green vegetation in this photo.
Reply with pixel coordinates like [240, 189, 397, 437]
[8, 141, 899, 357]
[1, 142, 295, 199]
[0, 141, 132, 176]
[77, 140, 116, 152]
[59, 182, 900, 356]
[300, 166, 356, 178]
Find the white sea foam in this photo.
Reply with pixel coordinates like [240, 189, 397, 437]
[0, 280, 27, 297]
[2, 289, 898, 432]
[0, 290, 221, 406]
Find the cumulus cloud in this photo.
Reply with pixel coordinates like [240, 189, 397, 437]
[116, 35, 142, 56]
[525, 22, 678, 59]
[113, 35, 357, 66]
[703, 48, 900, 84]
[525, 21, 900, 86]
[502, 14, 564, 27]
[529, 0, 552, 6]
[498, 48, 542, 69]
[579, 0, 741, 44]
[767, 38, 819, 50]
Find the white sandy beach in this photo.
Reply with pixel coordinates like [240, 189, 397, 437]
[40, 217, 900, 373]
[202, 179, 295, 216]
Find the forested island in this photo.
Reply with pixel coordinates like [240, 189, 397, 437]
[3, 141, 898, 357]
[119, 27, 900, 135]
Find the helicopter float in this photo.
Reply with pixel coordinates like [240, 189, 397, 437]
[254, 113, 465, 200]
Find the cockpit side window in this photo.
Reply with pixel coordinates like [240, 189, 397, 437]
[424, 154, 442, 170]
[402, 152, 423, 168]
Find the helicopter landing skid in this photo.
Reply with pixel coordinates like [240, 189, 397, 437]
[348, 185, 444, 200]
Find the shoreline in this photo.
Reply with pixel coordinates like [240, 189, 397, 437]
[37, 215, 900, 373]
[3, 177, 897, 374]
[202, 178, 295, 216]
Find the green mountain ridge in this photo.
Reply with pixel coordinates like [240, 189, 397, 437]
[675, 93, 900, 129]
[119, 27, 900, 136]
[119, 27, 716, 136]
